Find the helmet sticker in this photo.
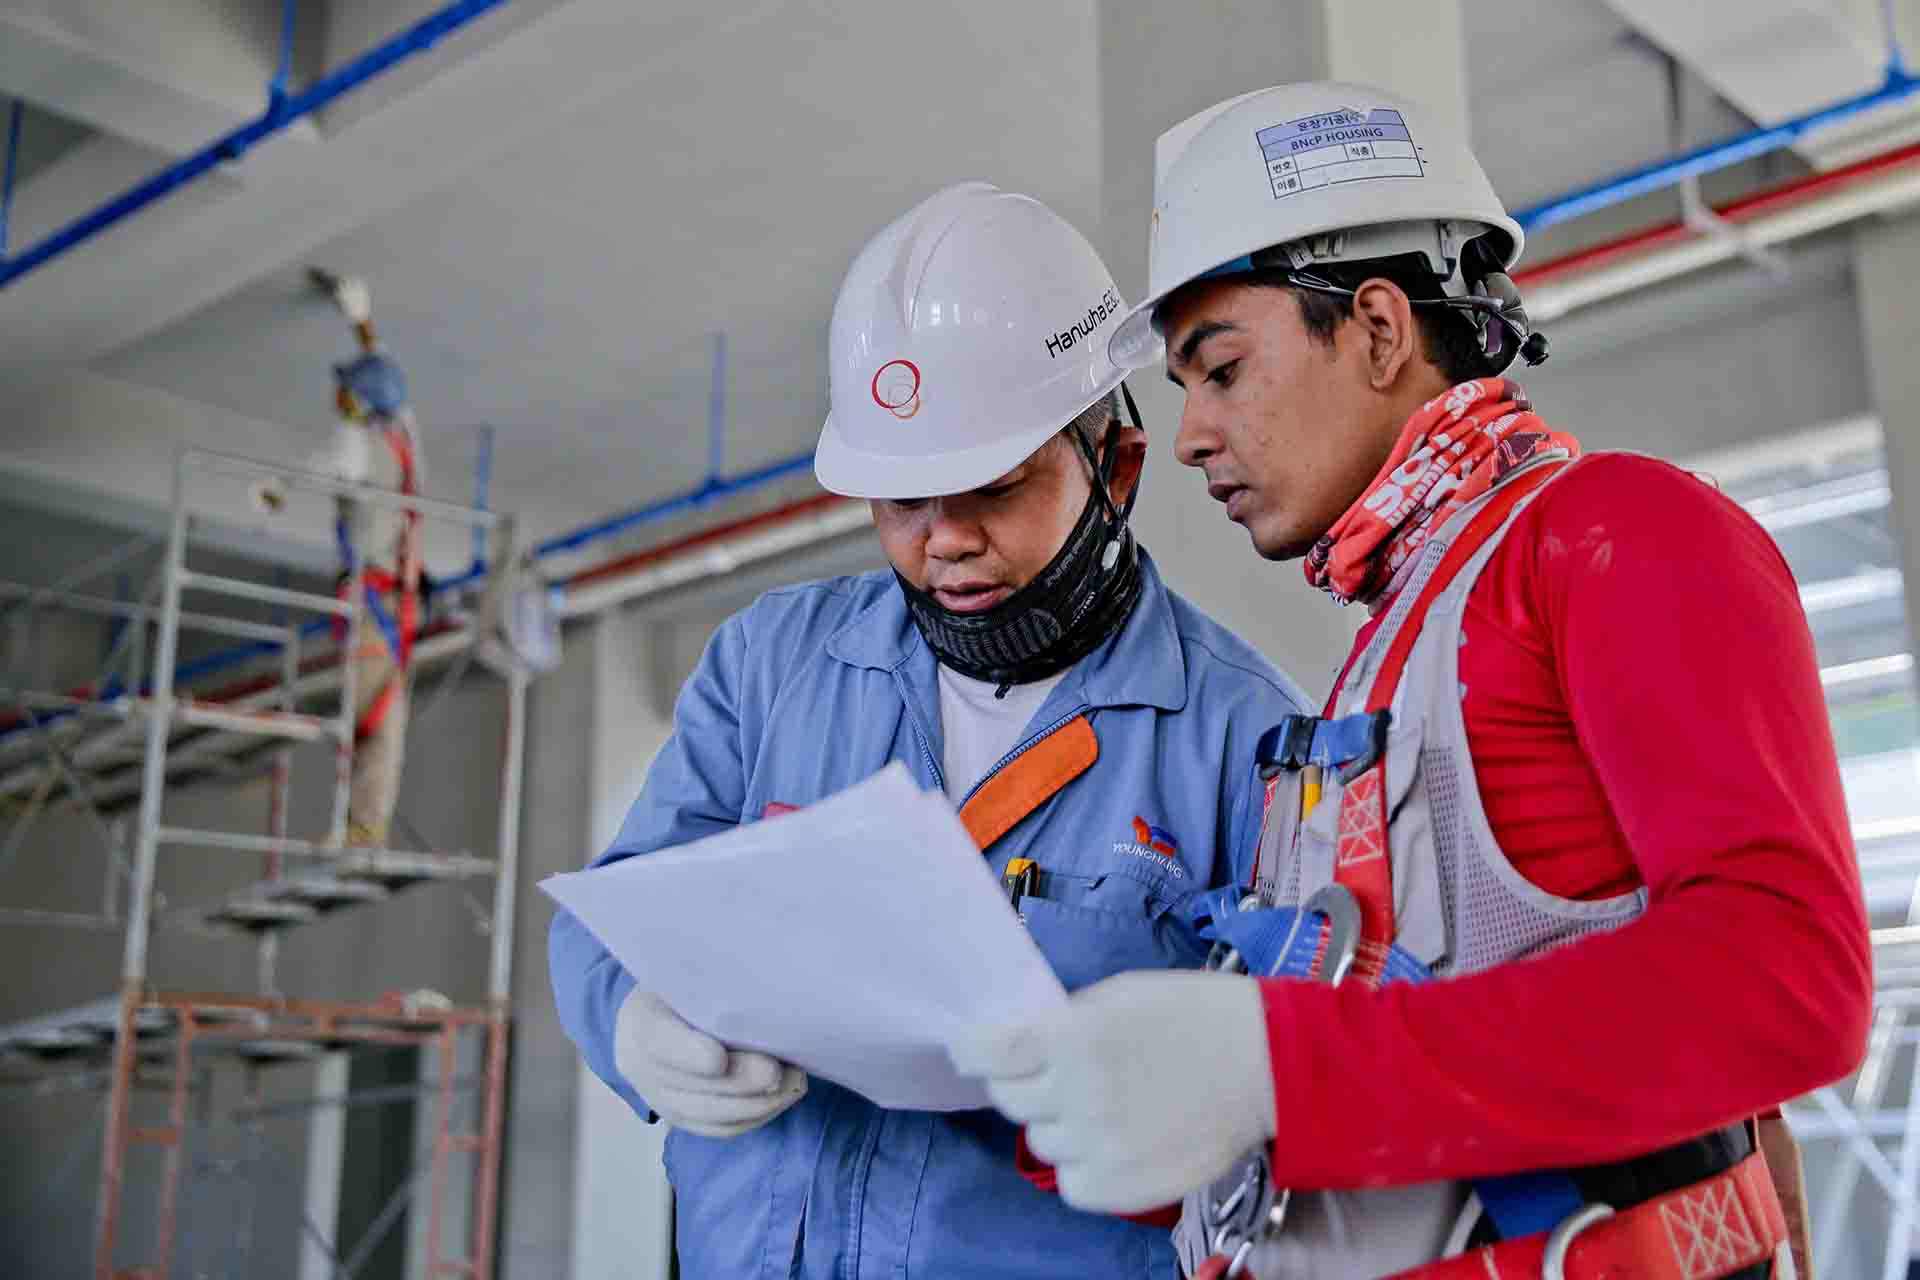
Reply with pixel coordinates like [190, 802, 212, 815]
[1255, 107, 1423, 199]
[871, 359, 922, 420]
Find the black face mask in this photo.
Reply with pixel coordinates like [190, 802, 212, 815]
[896, 386, 1146, 692]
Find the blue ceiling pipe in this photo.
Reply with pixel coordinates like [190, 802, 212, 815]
[1, 443, 824, 741]
[434, 448, 819, 596]
[0, 0, 513, 289]
[1513, 57, 1920, 234]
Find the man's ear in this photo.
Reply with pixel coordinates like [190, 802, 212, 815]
[1105, 423, 1149, 508]
[1349, 278, 1421, 391]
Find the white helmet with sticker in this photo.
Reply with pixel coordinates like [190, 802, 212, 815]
[816, 182, 1143, 500]
[1109, 81, 1524, 370]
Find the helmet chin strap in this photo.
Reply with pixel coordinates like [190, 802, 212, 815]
[1071, 382, 1146, 535]
[896, 383, 1148, 692]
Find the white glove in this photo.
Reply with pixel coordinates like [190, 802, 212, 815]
[614, 989, 807, 1138]
[947, 970, 1277, 1214]
[332, 275, 373, 325]
[308, 421, 370, 483]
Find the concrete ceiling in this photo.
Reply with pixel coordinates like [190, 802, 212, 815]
[0, 0, 1106, 566]
[0, 0, 1895, 572]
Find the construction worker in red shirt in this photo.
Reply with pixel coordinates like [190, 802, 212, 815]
[950, 81, 1871, 1280]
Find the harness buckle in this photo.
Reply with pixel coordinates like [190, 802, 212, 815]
[1542, 1203, 1613, 1280]
[1257, 714, 1319, 780]
[1335, 709, 1393, 784]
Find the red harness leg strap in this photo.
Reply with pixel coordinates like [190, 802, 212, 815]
[1385, 1150, 1788, 1280]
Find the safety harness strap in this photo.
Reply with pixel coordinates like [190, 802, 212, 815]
[958, 716, 1099, 851]
[1384, 1150, 1787, 1280]
[1336, 459, 1568, 985]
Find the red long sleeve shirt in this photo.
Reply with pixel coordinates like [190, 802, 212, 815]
[1264, 453, 1872, 1188]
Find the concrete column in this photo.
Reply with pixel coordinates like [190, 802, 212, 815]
[1321, 0, 1468, 138]
[497, 627, 596, 1279]
[1848, 208, 1920, 1275]
[1857, 210, 1920, 679]
[1094, 0, 1466, 693]
[568, 610, 675, 1280]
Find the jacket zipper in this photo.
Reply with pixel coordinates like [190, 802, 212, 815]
[955, 706, 1090, 812]
[894, 671, 946, 794]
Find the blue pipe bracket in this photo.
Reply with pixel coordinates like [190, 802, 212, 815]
[1, 98, 22, 257]
[270, 0, 299, 110]
[470, 424, 495, 579]
[0, 0, 513, 289]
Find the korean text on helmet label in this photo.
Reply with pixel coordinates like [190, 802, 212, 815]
[1253, 107, 1424, 200]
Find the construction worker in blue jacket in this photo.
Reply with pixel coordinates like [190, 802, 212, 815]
[548, 183, 1310, 1279]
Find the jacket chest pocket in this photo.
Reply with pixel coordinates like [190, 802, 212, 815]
[1018, 869, 1196, 991]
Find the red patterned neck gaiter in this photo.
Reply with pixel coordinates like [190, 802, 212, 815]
[1303, 379, 1581, 606]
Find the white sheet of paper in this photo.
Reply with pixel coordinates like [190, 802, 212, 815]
[541, 763, 1066, 1111]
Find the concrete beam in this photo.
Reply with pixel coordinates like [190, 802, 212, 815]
[1606, 0, 1920, 169]
[0, 0, 319, 157]
[0, 0, 769, 377]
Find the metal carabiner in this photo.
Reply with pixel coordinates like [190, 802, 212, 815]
[1542, 1203, 1613, 1280]
[1205, 893, 1266, 974]
[1272, 883, 1361, 986]
[1200, 886, 1367, 1277]
[1206, 1156, 1271, 1252]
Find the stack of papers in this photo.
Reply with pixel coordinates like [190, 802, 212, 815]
[542, 763, 1066, 1111]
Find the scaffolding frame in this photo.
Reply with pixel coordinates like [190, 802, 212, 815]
[0, 447, 529, 1279]
[1785, 911, 1920, 1280]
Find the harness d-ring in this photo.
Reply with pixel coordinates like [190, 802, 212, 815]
[1542, 1203, 1613, 1280]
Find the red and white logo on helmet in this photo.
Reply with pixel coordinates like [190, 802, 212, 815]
[871, 359, 922, 420]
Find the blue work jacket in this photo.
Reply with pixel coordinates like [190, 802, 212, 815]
[549, 553, 1308, 1279]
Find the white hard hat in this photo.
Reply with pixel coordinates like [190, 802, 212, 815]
[816, 182, 1143, 500]
[1109, 82, 1524, 369]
